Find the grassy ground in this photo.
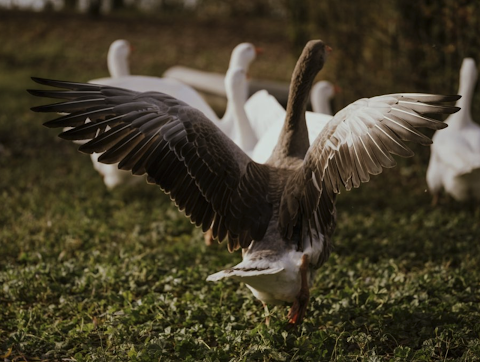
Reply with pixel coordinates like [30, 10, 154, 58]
[1, 9, 480, 361]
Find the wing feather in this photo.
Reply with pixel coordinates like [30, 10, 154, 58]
[279, 93, 460, 249]
[60, 115, 124, 140]
[29, 78, 274, 250]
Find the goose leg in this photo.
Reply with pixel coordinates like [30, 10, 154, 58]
[431, 193, 439, 207]
[204, 228, 214, 246]
[287, 254, 310, 326]
[263, 302, 271, 326]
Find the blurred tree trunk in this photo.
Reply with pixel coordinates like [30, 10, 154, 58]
[77, 0, 122, 15]
[283, 0, 310, 56]
[308, 0, 377, 103]
[395, 0, 441, 91]
[113, 0, 124, 9]
[64, 0, 77, 9]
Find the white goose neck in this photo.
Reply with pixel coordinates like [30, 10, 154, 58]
[108, 44, 130, 78]
[452, 58, 477, 128]
[312, 96, 332, 115]
[224, 68, 257, 152]
[311, 81, 334, 115]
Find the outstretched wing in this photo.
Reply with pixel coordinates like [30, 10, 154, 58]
[279, 93, 460, 243]
[29, 78, 273, 251]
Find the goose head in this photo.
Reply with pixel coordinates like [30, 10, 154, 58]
[286, 40, 329, 118]
[287, 40, 329, 110]
[297, 40, 329, 78]
[229, 43, 260, 71]
[107, 39, 131, 78]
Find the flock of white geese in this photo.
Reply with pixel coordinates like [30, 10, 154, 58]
[29, 39, 478, 326]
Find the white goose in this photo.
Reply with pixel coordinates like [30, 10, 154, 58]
[427, 58, 480, 203]
[30, 39, 459, 325]
[86, 40, 258, 189]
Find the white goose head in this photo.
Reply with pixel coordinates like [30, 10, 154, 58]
[229, 43, 259, 71]
[107, 39, 131, 78]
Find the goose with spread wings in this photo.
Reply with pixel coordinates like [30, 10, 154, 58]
[29, 40, 459, 326]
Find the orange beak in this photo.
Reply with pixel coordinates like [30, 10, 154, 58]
[255, 47, 263, 55]
[326, 45, 333, 54]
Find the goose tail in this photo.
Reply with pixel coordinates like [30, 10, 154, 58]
[206, 266, 284, 282]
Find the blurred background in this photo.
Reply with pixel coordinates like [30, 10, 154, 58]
[1, 0, 479, 109]
[2, 0, 479, 173]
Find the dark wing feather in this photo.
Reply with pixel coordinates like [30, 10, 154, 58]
[29, 78, 273, 251]
[280, 93, 460, 266]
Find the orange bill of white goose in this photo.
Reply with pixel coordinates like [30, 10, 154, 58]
[28, 40, 460, 326]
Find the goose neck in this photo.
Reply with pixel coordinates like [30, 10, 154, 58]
[453, 72, 475, 127]
[108, 52, 130, 78]
[271, 63, 315, 162]
[314, 97, 332, 115]
[224, 71, 257, 151]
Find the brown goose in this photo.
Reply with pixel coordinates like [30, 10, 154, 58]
[28, 40, 459, 326]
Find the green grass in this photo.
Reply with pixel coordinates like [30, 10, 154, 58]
[1, 9, 480, 361]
